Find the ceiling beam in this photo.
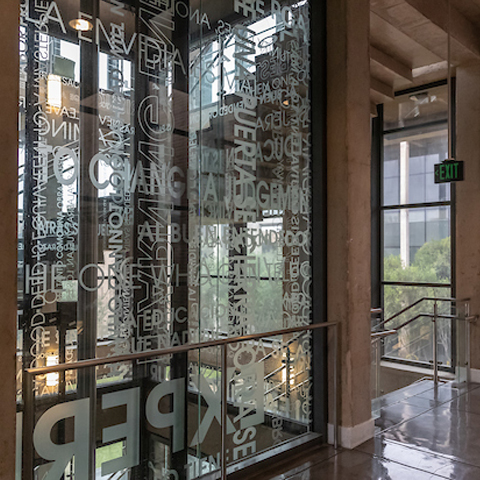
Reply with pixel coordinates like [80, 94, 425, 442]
[412, 60, 448, 78]
[371, 77, 395, 99]
[403, 0, 480, 58]
[370, 45, 413, 81]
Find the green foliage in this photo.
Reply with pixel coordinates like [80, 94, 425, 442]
[96, 442, 123, 469]
[385, 237, 450, 284]
[384, 237, 451, 318]
[383, 237, 452, 364]
[413, 237, 450, 282]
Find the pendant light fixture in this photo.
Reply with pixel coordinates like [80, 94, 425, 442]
[447, 0, 453, 162]
[435, 0, 464, 184]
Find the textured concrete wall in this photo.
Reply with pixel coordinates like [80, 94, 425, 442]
[327, 0, 373, 431]
[0, 0, 19, 478]
[456, 64, 480, 371]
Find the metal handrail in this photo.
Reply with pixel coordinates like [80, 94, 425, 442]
[373, 296, 459, 331]
[272, 378, 310, 403]
[382, 312, 466, 334]
[25, 324, 339, 389]
[23, 321, 340, 480]
[371, 297, 474, 392]
[264, 364, 286, 382]
[257, 331, 303, 366]
[265, 369, 308, 396]
[371, 330, 396, 341]
[372, 312, 462, 340]
[26, 323, 337, 375]
[386, 329, 432, 360]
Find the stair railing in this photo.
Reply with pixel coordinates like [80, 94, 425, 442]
[371, 298, 477, 398]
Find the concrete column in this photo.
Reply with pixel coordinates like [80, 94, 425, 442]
[0, 0, 20, 478]
[327, 0, 374, 448]
[456, 63, 480, 377]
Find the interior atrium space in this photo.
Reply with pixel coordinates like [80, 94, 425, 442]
[2, 0, 480, 479]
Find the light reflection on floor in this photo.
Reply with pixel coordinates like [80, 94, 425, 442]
[249, 380, 480, 480]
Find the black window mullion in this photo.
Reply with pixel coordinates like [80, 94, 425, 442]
[378, 83, 455, 374]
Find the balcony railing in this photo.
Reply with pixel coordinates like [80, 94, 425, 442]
[21, 321, 339, 480]
[371, 298, 477, 399]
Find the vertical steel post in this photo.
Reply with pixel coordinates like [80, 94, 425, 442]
[77, 0, 99, 477]
[221, 344, 228, 479]
[465, 301, 471, 383]
[433, 300, 438, 385]
[22, 2, 39, 475]
[23, 372, 34, 480]
[333, 324, 339, 449]
[375, 339, 381, 398]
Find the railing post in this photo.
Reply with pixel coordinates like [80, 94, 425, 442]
[433, 300, 438, 385]
[465, 300, 471, 383]
[22, 371, 34, 480]
[221, 343, 228, 480]
[333, 323, 339, 449]
[375, 339, 381, 398]
[22, 322, 340, 479]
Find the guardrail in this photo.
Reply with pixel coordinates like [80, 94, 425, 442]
[371, 298, 476, 397]
[22, 321, 340, 480]
[373, 297, 463, 332]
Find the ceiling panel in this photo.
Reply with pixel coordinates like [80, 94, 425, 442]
[370, 12, 442, 69]
[450, 0, 480, 28]
[370, 0, 480, 96]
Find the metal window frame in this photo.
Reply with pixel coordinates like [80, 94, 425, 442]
[372, 81, 456, 373]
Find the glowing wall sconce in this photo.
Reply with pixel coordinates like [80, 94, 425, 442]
[289, 366, 295, 386]
[46, 354, 59, 388]
[47, 74, 62, 108]
[68, 18, 93, 32]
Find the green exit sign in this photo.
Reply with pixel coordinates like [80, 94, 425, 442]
[434, 160, 464, 184]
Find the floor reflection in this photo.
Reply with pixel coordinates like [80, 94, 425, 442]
[249, 380, 480, 480]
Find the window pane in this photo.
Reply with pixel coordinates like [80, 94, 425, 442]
[383, 125, 449, 206]
[383, 85, 448, 131]
[384, 210, 400, 258]
[383, 207, 450, 283]
[383, 145, 400, 206]
[381, 84, 453, 373]
[382, 286, 452, 366]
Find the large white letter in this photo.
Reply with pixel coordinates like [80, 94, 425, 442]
[101, 387, 140, 475]
[33, 398, 90, 480]
[53, 147, 79, 186]
[146, 378, 185, 453]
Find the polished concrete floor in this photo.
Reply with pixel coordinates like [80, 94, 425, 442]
[251, 380, 480, 479]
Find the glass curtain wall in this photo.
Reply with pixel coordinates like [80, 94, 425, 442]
[379, 84, 454, 368]
[17, 0, 317, 478]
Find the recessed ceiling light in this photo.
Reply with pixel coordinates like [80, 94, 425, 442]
[69, 18, 93, 32]
[409, 92, 428, 103]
